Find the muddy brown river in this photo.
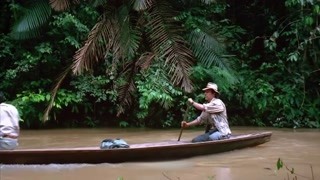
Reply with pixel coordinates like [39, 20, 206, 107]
[0, 127, 319, 180]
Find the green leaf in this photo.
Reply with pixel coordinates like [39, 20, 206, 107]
[276, 158, 283, 170]
[46, 94, 51, 101]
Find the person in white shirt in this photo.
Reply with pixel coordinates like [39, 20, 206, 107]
[0, 92, 20, 150]
[181, 82, 231, 142]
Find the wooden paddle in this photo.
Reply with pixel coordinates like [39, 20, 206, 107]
[178, 104, 190, 141]
[177, 127, 184, 141]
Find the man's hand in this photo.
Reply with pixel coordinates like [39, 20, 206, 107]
[187, 98, 194, 105]
[181, 121, 189, 128]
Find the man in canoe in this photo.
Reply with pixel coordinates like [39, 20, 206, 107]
[181, 82, 231, 142]
[0, 91, 20, 150]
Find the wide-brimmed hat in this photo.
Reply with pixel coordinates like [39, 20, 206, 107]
[202, 82, 219, 94]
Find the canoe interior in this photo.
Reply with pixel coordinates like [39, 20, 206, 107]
[0, 131, 272, 165]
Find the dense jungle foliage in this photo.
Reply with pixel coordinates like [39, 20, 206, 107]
[0, 0, 319, 129]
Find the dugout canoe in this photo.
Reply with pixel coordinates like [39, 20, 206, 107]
[0, 131, 272, 165]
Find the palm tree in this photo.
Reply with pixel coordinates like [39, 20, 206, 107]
[10, 0, 235, 121]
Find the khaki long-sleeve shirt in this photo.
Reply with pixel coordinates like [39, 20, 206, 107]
[195, 98, 231, 135]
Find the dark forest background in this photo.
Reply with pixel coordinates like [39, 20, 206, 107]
[0, 0, 319, 129]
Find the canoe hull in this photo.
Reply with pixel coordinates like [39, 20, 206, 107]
[0, 131, 272, 164]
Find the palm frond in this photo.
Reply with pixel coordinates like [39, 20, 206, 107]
[164, 36, 195, 92]
[117, 5, 142, 60]
[49, 0, 80, 11]
[73, 4, 143, 116]
[10, 0, 51, 40]
[146, 2, 195, 92]
[100, 4, 141, 73]
[135, 52, 156, 70]
[49, 0, 70, 11]
[189, 29, 230, 70]
[43, 66, 71, 122]
[72, 17, 110, 75]
[132, 0, 155, 11]
[115, 63, 137, 116]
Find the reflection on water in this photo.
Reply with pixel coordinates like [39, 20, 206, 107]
[1, 127, 319, 180]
